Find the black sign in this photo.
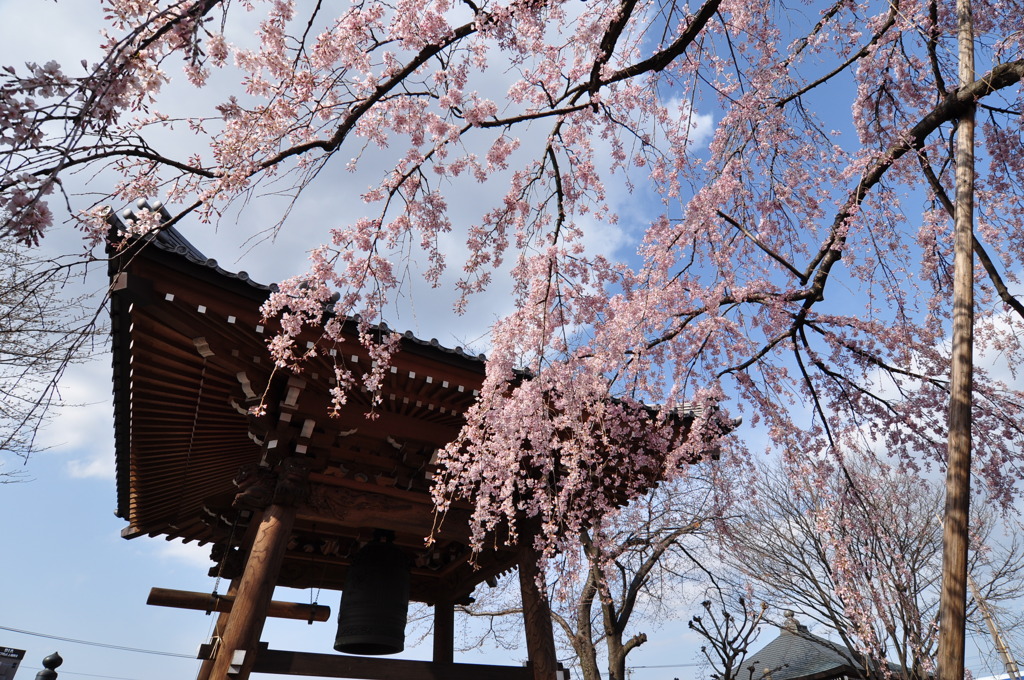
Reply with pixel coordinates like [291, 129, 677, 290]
[0, 647, 25, 680]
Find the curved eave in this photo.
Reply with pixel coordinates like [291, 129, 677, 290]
[108, 218, 489, 534]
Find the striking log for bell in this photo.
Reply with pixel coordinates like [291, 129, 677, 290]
[334, 529, 410, 655]
[146, 587, 331, 621]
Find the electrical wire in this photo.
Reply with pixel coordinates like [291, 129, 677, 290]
[0, 624, 195, 658]
[20, 665, 158, 680]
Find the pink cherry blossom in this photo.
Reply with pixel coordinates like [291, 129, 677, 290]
[2, 0, 1024, 567]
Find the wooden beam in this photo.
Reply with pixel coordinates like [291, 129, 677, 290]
[301, 479, 476, 544]
[252, 649, 531, 680]
[433, 600, 454, 664]
[147, 587, 330, 622]
[207, 503, 296, 680]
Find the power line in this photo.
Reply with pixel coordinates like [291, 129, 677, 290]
[0, 624, 195, 658]
[21, 665, 152, 680]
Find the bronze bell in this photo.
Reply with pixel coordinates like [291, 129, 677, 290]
[334, 530, 410, 655]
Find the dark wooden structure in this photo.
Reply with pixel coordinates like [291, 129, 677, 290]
[109, 204, 561, 680]
[108, 201, 721, 680]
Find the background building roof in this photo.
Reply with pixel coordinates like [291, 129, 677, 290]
[746, 612, 861, 680]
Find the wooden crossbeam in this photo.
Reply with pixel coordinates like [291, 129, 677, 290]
[147, 587, 330, 622]
[252, 649, 533, 680]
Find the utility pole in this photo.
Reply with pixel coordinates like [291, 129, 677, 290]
[967, 576, 1022, 680]
[936, 0, 975, 677]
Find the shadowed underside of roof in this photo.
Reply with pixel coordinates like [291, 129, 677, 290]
[107, 210, 512, 605]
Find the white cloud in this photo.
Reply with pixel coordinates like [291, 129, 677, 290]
[66, 454, 114, 479]
[31, 350, 117, 478]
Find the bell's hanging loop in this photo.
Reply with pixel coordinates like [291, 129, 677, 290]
[334, 529, 410, 655]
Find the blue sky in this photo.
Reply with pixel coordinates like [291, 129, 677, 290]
[0, 1, 1019, 679]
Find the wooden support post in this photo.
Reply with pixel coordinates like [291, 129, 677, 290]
[518, 540, 557, 680]
[433, 599, 455, 665]
[207, 503, 297, 680]
[198, 515, 260, 680]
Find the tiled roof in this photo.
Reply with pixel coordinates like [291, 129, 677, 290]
[746, 616, 860, 680]
[111, 199, 489, 363]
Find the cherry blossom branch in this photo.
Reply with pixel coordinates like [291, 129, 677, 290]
[477, 103, 594, 128]
[600, 0, 723, 87]
[293, 0, 327, 68]
[786, 0, 852, 61]
[716, 328, 794, 377]
[715, 209, 805, 282]
[6, 146, 218, 185]
[915, 147, 1024, 322]
[789, 327, 837, 447]
[802, 58, 1024, 304]
[589, 0, 640, 93]
[1, 0, 225, 240]
[924, 0, 948, 96]
[775, 4, 898, 108]
[802, 320, 950, 390]
[259, 20, 479, 167]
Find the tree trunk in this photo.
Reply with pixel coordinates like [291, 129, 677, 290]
[936, 0, 975, 677]
[606, 640, 627, 680]
[575, 636, 603, 680]
[518, 539, 559, 680]
[569, 557, 603, 680]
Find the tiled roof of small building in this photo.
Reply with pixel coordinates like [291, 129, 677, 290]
[746, 613, 861, 680]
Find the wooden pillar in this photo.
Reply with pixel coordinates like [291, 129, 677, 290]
[518, 540, 558, 680]
[197, 511, 263, 680]
[207, 503, 297, 680]
[433, 599, 455, 665]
